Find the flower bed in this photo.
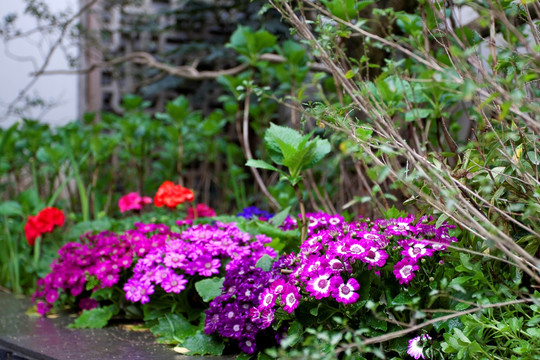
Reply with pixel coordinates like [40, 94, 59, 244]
[30, 205, 460, 358]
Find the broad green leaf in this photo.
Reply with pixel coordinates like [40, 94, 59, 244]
[150, 314, 198, 344]
[183, 331, 225, 355]
[255, 254, 274, 272]
[195, 277, 225, 302]
[69, 305, 118, 329]
[0, 201, 23, 217]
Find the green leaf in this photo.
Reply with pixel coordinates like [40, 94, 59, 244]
[355, 126, 373, 141]
[150, 314, 198, 344]
[404, 108, 433, 122]
[527, 151, 540, 165]
[69, 305, 118, 329]
[255, 254, 274, 271]
[227, 26, 276, 62]
[245, 159, 281, 173]
[166, 96, 190, 122]
[391, 292, 413, 305]
[270, 206, 291, 227]
[0, 201, 23, 217]
[183, 331, 225, 355]
[195, 277, 225, 302]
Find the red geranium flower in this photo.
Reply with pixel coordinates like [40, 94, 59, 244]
[154, 181, 195, 208]
[24, 207, 65, 246]
[36, 207, 65, 232]
[24, 215, 42, 246]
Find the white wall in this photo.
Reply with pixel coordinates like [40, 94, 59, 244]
[0, 0, 78, 127]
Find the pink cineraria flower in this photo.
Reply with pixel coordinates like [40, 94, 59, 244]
[407, 334, 432, 359]
[281, 284, 301, 313]
[196, 255, 221, 277]
[163, 251, 186, 268]
[393, 258, 420, 284]
[161, 273, 188, 293]
[306, 269, 334, 299]
[330, 276, 360, 305]
[118, 192, 152, 213]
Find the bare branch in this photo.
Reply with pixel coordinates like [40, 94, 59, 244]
[33, 52, 330, 79]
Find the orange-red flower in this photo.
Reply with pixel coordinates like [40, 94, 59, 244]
[154, 181, 194, 208]
[24, 215, 42, 246]
[24, 207, 65, 246]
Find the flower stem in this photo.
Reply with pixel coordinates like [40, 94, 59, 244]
[34, 236, 41, 272]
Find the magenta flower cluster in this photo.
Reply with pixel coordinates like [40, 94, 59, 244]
[124, 221, 277, 304]
[254, 212, 456, 316]
[33, 230, 134, 315]
[205, 258, 274, 354]
[204, 251, 300, 353]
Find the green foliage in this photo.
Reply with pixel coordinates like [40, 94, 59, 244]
[150, 313, 198, 344]
[228, 25, 277, 63]
[248, 123, 331, 186]
[182, 331, 225, 356]
[194, 277, 225, 302]
[69, 305, 119, 329]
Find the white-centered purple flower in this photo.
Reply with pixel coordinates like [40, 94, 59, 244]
[281, 284, 301, 313]
[393, 258, 420, 284]
[407, 334, 432, 359]
[330, 276, 360, 304]
[306, 269, 333, 299]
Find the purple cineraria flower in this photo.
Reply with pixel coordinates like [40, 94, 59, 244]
[124, 280, 142, 302]
[301, 256, 328, 280]
[401, 241, 434, 260]
[361, 232, 388, 247]
[161, 273, 187, 293]
[330, 276, 360, 305]
[79, 297, 98, 311]
[306, 268, 334, 299]
[327, 240, 349, 258]
[259, 288, 277, 309]
[153, 267, 173, 284]
[195, 255, 221, 277]
[361, 243, 389, 268]
[384, 215, 415, 236]
[33, 230, 135, 315]
[407, 334, 432, 359]
[346, 239, 368, 260]
[222, 317, 245, 339]
[393, 258, 420, 284]
[269, 278, 286, 295]
[163, 251, 186, 268]
[259, 308, 275, 328]
[239, 337, 257, 354]
[279, 216, 297, 231]
[328, 258, 352, 274]
[134, 222, 159, 233]
[300, 236, 323, 255]
[237, 206, 273, 220]
[281, 284, 301, 313]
